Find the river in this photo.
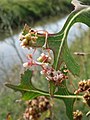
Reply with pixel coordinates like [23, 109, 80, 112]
[0, 16, 89, 82]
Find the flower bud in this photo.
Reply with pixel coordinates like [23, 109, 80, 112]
[37, 53, 52, 64]
[25, 33, 31, 40]
[23, 62, 29, 67]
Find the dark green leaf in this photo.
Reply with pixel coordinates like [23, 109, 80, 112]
[55, 5, 90, 75]
[63, 42, 80, 75]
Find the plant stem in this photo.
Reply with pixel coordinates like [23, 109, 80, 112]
[5, 83, 83, 99]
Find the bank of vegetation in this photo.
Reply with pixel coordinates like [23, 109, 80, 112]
[0, 0, 72, 31]
[0, 0, 90, 32]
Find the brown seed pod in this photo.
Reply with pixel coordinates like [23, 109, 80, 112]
[74, 79, 90, 94]
[73, 110, 83, 120]
[83, 91, 90, 107]
[23, 96, 51, 120]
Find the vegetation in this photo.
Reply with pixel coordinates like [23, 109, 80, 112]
[70, 30, 90, 80]
[0, 90, 25, 120]
[0, 0, 90, 41]
[5, 1, 90, 120]
[0, 0, 90, 32]
[0, 0, 90, 120]
[0, 0, 72, 31]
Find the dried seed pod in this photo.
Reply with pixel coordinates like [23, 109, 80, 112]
[73, 110, 83, 120]
[74, 79, 90, 94]
[83, 91, 90, 107]
[31, 99, 38, 106]
[23, 96, 51, 120]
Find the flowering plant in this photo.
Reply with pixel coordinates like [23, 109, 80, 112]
[5, 0, 90, 120]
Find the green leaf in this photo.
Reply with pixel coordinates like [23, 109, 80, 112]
[5, 70, 42, 100]
[22, 5, 90, 76]
[5, 70, 83, 120]
[63, 42, 80, 75]
[20, 4, 90, 96]
[55, 4, 90, 75]
[53, 5, 90, 119]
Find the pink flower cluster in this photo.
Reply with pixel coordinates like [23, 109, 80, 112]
[20, 25, 68, 85]
[41, 66, 68, 85]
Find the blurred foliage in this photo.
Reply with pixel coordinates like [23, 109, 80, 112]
[0, 0, 90, 40]
[0, 88, 25, 120]
[0, 0, 90, 31]
[0, 0, 73, 31]
[70, 29, 90, 80]
[69, 29, 90, 120]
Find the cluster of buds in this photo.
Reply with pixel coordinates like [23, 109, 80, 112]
[23, 96, 51, 120]
[23, 53, 36, 68]
[41, 66, 68, 86]
[23, 51, 53, 68]
[21, 25, 67, 86]
[74, 79, 90, 94]
[19, 24, 38, 48]
[73, 110, 83, 120]
[83, 89, 90, 107]
[23, 51, 67, 86]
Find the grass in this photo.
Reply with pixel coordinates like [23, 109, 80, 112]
[0, 0, 90, 29]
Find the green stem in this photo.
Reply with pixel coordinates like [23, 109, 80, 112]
[31, 89, 83, 99]
[5, 83, 83, 99]
[54, 94, 83, 99]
